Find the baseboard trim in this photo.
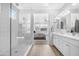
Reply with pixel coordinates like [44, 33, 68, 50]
[53, 45, 64, 56]
[24, 44, 33, 56]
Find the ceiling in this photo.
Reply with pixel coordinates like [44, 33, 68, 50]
[13, 3, 72, 18]
[14, 3, 70, 10]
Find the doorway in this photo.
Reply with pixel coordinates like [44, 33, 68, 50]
[33, 13, 49, 44]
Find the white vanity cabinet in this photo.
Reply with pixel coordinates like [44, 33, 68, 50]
[70, 44, 79, 56]
[62, 41, 70, 56]
[53, 34, 79, 56]
[63, 37, 79, 56]
[53, 35, 63, 53]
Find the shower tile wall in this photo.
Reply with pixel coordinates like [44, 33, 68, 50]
[11, 4, 32, 56]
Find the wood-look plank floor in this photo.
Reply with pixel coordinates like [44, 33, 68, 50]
[27, 44, 61, 56]
[28, 45, 55, 56]
[27, 40, 62, 56]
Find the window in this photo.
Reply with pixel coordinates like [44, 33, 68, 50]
[10, 8, 16, 20]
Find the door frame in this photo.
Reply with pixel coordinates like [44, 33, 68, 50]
[32, 13, 49, 42]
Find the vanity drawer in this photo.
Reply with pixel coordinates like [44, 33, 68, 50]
[61, 36, 79, 48]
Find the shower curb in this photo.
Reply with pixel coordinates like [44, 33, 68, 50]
[24, 44, 33, 56]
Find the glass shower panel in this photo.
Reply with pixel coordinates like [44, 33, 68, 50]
[11, 4, 33, 56]
[0, 3, 10, 56]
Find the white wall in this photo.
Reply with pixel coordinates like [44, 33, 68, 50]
[19, 10, 32, 43]
[48, 10, 59, 45]
[65, 13, 71, 31]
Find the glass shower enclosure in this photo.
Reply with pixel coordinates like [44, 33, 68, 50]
[0, 3, 33, 56]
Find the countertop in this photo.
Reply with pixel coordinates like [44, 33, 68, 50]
[53, 32, 79, 41]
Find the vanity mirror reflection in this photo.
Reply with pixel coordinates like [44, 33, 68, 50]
[60, 17, 66, 30]
[58, 13, 79, 35]
[52, 17, 67, 33]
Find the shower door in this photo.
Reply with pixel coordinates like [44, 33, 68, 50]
[10, 4, 33, 56]
[0, 3, 10, 56]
